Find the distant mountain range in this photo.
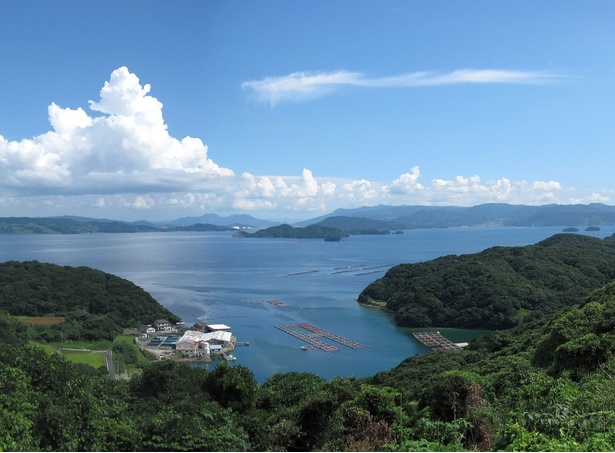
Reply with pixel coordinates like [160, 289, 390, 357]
[163, 213, 278, 229]
[300, 203, 615, 231]
[1, 203, 615, 235]
[0, 217, 235, 234]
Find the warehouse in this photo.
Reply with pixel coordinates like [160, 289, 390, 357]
[172, 329, 233, 356]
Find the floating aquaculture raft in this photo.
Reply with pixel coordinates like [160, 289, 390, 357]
[412, 331, 462, 351]
[275, 323, 367, 352]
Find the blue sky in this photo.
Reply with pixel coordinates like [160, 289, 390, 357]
[1, 1, 614, 221]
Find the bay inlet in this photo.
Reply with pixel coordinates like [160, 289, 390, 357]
[2, 225, 613, 383]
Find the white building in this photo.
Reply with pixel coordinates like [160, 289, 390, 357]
[138, 324, 156, 334]
[154, 319, 173, 331]
[172, 330, 232, 355]
[205, 323, 231, 332]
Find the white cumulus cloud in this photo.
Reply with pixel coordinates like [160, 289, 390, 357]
[0, 66, 233, 197]
[384, 166, 424, 194]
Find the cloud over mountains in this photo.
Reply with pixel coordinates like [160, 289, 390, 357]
[0, 67, 606, 220]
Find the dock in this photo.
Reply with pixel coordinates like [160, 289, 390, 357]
[413, 331, 463, 351]
[275, 323, 367, 352]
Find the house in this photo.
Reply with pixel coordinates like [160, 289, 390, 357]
[138, 324, 156, 334]
[209, 344, 223, 355]
[154, 319, 172, 331]
[175, 321, 188, 332]
[173, 338, 200, 353]
[192, 321, 208, 332]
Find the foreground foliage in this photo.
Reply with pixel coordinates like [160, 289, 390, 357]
[2, 281, 615, 451]
[4, 240, 615, 451]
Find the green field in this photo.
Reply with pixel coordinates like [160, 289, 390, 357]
[61, 350, 106, 368]
[46, 335, 154, 375]
[114, 334, 153, 376]
[115, 335, 136, 345]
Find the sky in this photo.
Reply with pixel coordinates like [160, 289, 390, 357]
[1, 1, 615, 222]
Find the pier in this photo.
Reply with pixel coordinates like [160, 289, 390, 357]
[413, 331, 462, 351]
[275, 323, 367, 352]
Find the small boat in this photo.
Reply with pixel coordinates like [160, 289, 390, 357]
[301, 346, 308, 350]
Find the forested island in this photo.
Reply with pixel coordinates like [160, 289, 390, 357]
[234, 223, 349, 241]
[4, 234, 615, 450]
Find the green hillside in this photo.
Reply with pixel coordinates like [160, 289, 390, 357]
[358, 233, 615, 329]
[361, 280, 615, 451]
[4, 236, 615, 450]
[0, 261, 179, 341]
[314, 216, 398, 234]
[0, 217, 159, 234]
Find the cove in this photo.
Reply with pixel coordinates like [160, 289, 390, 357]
[2, 225, 614, 383]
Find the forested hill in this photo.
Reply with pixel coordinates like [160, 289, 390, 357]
[0, 217, 234, 234]
[0, 261, 179, 340]
[234, 223, 349, 241]
[0, 217, 160, 234]
[362, 280, 615, 451]
[358, 233, 615, 330]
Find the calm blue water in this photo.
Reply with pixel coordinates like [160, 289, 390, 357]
[2, 226, 614, 382]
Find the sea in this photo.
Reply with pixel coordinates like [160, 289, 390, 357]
[2, 225, 614, 383]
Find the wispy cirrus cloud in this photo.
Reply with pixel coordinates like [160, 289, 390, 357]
[242, 69, 564, 105]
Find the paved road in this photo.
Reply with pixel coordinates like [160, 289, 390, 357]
[101, 349, 115, 377]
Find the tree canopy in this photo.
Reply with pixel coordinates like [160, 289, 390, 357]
[0, 261, 179, 341]
[359, 233, 615, 329]
[235, 223, 349, 241]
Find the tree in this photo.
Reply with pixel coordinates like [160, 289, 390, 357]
[203, 362, 257, 412]
[0, 364, 37, 451]
[139, 399, 248, 452]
